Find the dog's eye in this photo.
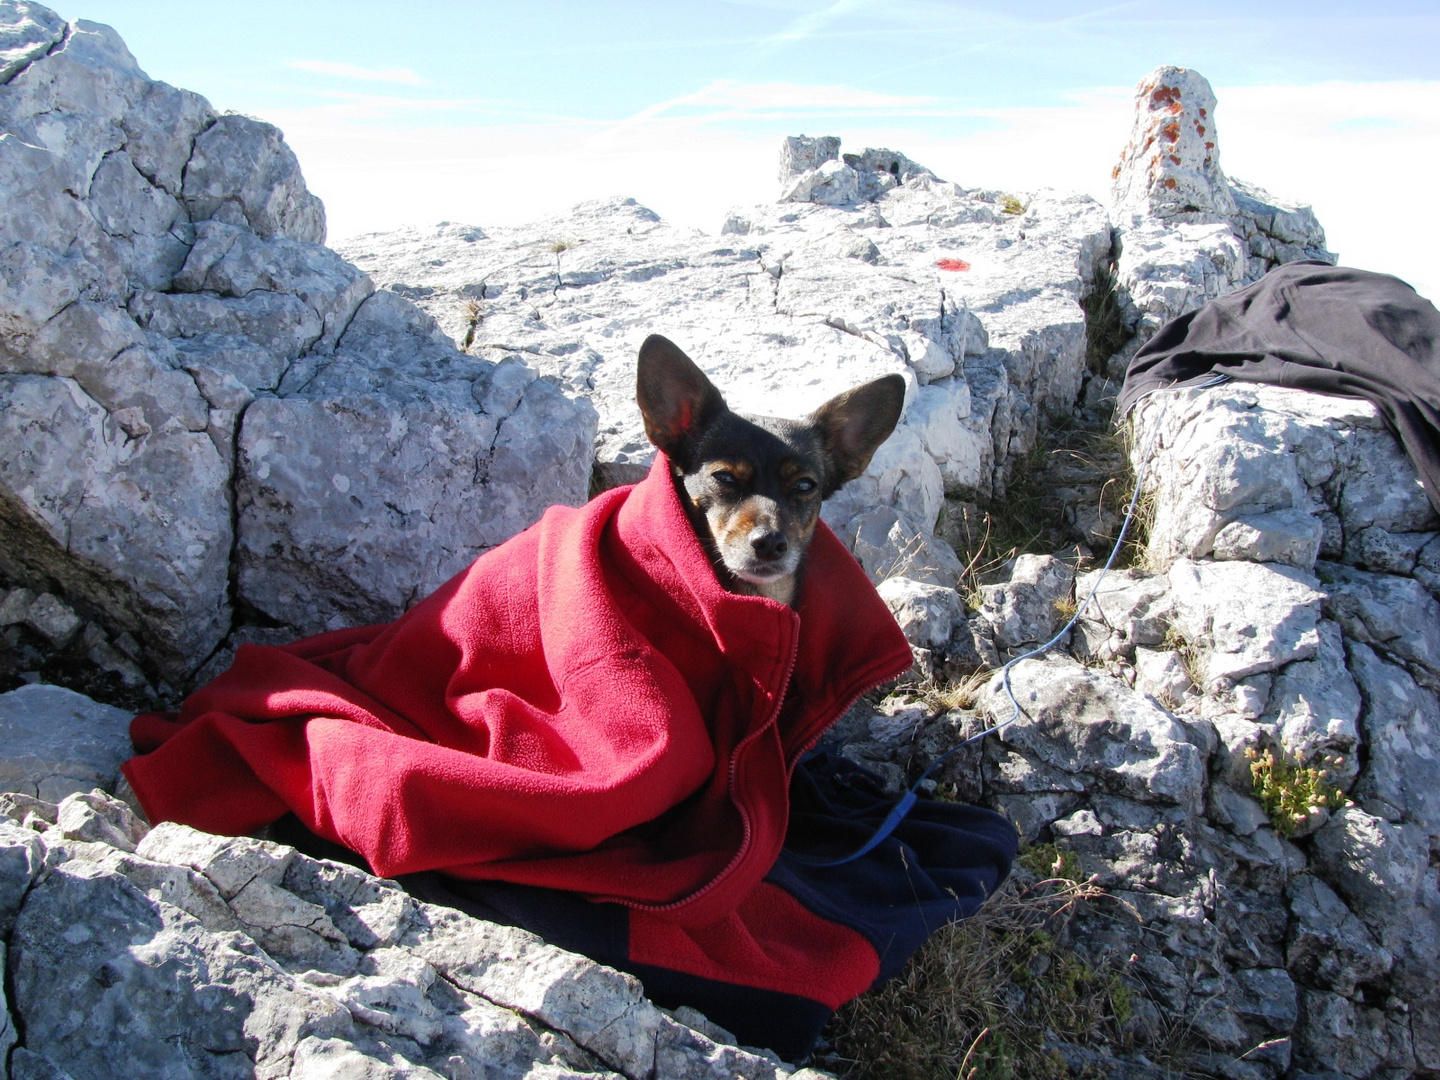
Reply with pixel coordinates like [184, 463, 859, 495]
[713, 470, 738, 486]
[792, 478, 817, 494]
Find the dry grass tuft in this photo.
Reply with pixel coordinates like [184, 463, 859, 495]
[822, 846, 1146, 1080]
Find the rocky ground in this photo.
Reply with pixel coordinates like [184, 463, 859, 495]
[3, 1, 1436, 1077]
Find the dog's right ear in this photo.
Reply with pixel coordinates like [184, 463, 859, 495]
[636, 334, 727, 463]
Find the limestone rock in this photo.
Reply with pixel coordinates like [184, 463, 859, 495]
[1072, 567, 1172, 661]
[876, 576, 962, 651]
[0, 683, 132, 801]
[1261, 621, 1360, 775]
[335, 142, 1112, 539]
[846, 505, 963, 588]
[1167, 558, 1323, 688]
[1320, 560, 1440, 686]
[985, 653, 1207, 815]
[1347, 641, 1440, 833]
[1111, 66, 1236, 224]
[1, 793, 822, 1080]
[978, 554, 1075, 653]
[0, 2, 597, 678]
[1107, 68, 1334, 363]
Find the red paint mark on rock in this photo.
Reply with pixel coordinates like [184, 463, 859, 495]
[935, 258, 971, 272]
[1151, 84, 1181, 108]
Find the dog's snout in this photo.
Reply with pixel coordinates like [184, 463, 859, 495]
[749, 527, 788, 562]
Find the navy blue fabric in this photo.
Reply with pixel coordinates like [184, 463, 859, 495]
[776, 750, 1018, 980]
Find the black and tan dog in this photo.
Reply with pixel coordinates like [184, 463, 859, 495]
[636, 334, 905, 606]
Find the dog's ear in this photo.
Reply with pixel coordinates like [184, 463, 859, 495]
[636, 334, 727, 463]
[808, 374, 906, 494]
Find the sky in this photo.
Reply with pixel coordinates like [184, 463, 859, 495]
[63, 1, 1440, 300]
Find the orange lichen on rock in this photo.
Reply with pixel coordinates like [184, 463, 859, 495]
[1162, 122, 1181, 143]
[935, 258, 970, 272]
[1164, 177, 1177, 189]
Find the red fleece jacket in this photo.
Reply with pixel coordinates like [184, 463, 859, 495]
[125, 455, 912, 926]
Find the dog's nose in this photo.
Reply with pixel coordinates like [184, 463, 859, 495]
[749, 528, 788, 561]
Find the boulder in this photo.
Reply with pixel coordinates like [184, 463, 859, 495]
[985, 653, 1208, 816]
[977, 553, 1075, 653]
[1166, 557, 1323, 688]
[0, 2, 596, 679]
[0, 683, 132, 801]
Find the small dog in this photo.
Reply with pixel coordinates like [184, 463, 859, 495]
[636, 334, 905, 606]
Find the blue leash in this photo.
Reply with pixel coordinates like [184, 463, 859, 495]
[795, 393, 1177, 868]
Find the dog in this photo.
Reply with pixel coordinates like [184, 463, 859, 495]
[635, 334, 905, 607]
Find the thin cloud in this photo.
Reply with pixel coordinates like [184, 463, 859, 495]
[287, 59, 423, 85]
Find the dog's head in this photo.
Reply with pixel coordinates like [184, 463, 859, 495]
[636, 334, 905, 604]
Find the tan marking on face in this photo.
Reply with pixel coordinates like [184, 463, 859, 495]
[709, 460, 753, 484]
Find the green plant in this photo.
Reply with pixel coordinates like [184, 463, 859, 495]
[1248, 747, 1348, 837]
[999, 194, 1025, 216]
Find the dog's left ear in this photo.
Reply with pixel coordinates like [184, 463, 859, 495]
[809, 374, 906, 494]
[636, 334, 727, 464]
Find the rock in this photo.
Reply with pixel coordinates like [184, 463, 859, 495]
[1262, 621, 1360, 774]
[20, 592, 81, 647]
[0, 2, 65, 83]
[1294, 990, 1391, 1079]
[0, 4, 596, 678]
[1309, 807, 1430, 942]
[234, 294, 598, 634]
[1133, 384, 1435, 572]
[0, 684, 133, 801]
[875, 576, 961, 651]
[1285, 873, 1392, 997]
[182, 114, 326, 243]
[1230, 966, 1298, 1032]
[54, 789, 146, 852]
[1167, 558, 1323, 688]
[335, 142, 1112, 540]
[847, 505, 963, 588]
[1111, 66, 1236, 224]
[1108, 69, 1334, 362]
[1206, 781, 1269, 837]
[978, 554, 1075, 653]
[2, 805, 817, 1080]
[985, 653, 1207, 815]
[1347, 641, 1440, 832]
[1212, 508, 1324, 568]
[1071, 567, 1172, 661]
[1132, 646, 1192, 703]
[777, 134, 839, 189]
[1320, 560, 1440, 687]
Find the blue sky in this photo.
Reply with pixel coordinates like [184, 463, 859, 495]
[65, 1, 1440, 297]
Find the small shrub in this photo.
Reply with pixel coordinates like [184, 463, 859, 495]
[999, 194, 1025, 215]
[1248, 747, 1348, 837]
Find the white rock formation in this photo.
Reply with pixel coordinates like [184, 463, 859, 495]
[1106, 67, 1334, 370]
[336, 151, 1113, 537]
[0, 2, 596, 680]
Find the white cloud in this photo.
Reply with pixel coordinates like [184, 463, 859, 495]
[286, 60, 423, 85]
